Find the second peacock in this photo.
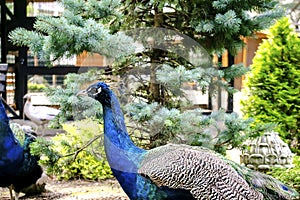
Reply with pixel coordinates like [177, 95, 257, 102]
[0, 98, 44, 200]
[80, 82, 299, 200]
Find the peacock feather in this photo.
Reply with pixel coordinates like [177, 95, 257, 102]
[0, 98, 44, 200]
[0, 99, 24, 175]
[82, 82, 299, 200]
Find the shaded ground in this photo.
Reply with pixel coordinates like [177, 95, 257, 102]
[0, 179, 129, 200]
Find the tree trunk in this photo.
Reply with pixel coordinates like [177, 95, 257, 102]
[149, 6, 164, 103]
[149, 63, 160, 102]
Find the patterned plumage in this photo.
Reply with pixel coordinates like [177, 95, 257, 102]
[82, 82, 299, 200]
[139, 144, 262, 199]
[0, 98, 43, 200]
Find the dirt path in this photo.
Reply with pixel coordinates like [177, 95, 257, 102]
[0, 179, 129, 200]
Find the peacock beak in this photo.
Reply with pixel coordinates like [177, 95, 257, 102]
[77, 90, 88, 96]
[77, 88, 97, 98]
[77, 84, 101, 98]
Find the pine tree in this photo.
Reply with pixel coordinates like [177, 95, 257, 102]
[241, 17, 300, 153]
[111, 0, 284, 103]
[8, 0, 284, 102]
[116, 0, 283, 55]
[8, 0, 283, 153]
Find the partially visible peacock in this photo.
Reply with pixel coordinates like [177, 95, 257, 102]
[0, 98, 44, 200]
[81, 82, 299, 200]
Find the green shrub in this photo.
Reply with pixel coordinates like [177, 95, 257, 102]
[241, 17, 300, 153]
[268, 156, 300, 194]
[28, 83, 47, 92]
[31, 118, 113, 180]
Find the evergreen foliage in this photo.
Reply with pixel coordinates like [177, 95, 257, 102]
[8, 0, 283, 102]
[8, 0, 134, 65]
[45, 69, 104, 128]
[116, 0, 284, 55]
[155, 63, 249, 102]
[125, 101, 272, 154]
[37, 69, 272, 155]
[108, 0, 283, 105]
[241, 17, 300, 153]
[8, 0, 284, 157]
[8, 0, 283, 61]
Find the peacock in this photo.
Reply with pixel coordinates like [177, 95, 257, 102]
[0, 98, 44, 200]
[81, 82, 299, 200]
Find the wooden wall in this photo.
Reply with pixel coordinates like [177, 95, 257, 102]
[217, 32, 267, 91]
[76, 51, 107, 67]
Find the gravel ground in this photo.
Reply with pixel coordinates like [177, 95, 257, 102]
[0, 179, 129, 200]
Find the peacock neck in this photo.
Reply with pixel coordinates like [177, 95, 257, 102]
[102, 104, 145, 171]
[101, 104, 147, 199]
[0, 117, 24, 174]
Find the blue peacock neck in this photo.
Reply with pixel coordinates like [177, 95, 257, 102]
[101, 93, 145, 173]
[101, 101, 147, 199]
[0, 99, 24, 174]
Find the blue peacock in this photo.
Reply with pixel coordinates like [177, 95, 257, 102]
[0, 98, 44, 200]
[82, 82, 299, 200]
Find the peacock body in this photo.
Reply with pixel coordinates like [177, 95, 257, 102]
[0, 99, 24, 175]
[0, 98, 43, 200]
[83, 82, 299, 200]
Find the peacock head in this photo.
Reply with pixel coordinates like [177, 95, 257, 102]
[81, 82, 112, 105]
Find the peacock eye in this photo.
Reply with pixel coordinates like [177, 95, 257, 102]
[88, 87, 97, 94]
[97, 87, 102, 94]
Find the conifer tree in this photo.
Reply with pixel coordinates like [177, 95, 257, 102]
[8, 0, 283, 153]
[9, 0, 284, 102]
[241, 17, 300, 153]
[110, 0, 284, 103]
[116, 0, 283, 55]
